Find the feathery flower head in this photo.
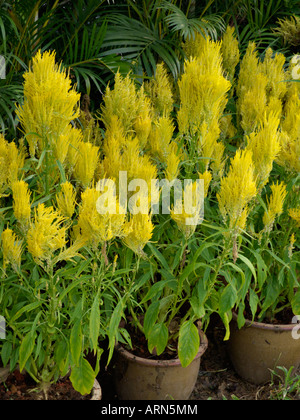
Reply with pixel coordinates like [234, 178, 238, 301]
[12, 180, 31, 224]
[164, 142, 182, 182]
[145, 63, 174, 117]
[171, 181, 203, 239]
[263, 182, 287, 232]
[56, 181, 77, 218]
[73, 141, 99, 188]
[149, 115, 175, 161]
[177, 56, 231, 136]
[16, 50, 80, 158]
[289, 208, 300, 227]
[27, 204, 67, 264]
[1, 228, 23, 272]
[198, 171, 212, 198]
[217, 149, 257, 231]
[101, 71, 139, 135]
[245, 113, 281, 189]
[221, 26, 240, 81]
[78, 186, 126, 248]
[123, 213, 154, 257]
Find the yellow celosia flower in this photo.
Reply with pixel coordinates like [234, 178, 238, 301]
[101, 71, 153, 141]
[78, 187, 126, 248]
[277, 92, 300, 174]
[211, 140, 226, 178]
[177, 55, 231, 136]
[56, 181, 77, 218]
[289, 208, 300, 227]
[149, 115, 175, 161]
[0, 135, 26, 197]
[73, 141, 99, 188]
[145, 63, 174, 117]
[198, 171, 212, 198]
[1, 228, 23, 271]
[164, 142, 182, 182]
[171, 181, 203, 239]
[27, 204, 67, 264]
[16, 50, 80, 158]
[236, 42, 260, 100]
[260, 48, 287, 100]
[6, 140, 26, 186]
[12, 180, 31, 224]
[263, 182, 287, 232]
[239, 72, 268, 134]
[245, 113, 281, 189]
[101, 72, 138, 134]
[123, 213, 154, 257]
[134, 86, 153, 149]
[221, 26, 240, 81]
[217, 149, 257, 230]
[65, 127, 83, 176]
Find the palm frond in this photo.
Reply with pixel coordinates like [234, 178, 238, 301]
[102, 14, 182, 79]
[161, 1, 226, 41]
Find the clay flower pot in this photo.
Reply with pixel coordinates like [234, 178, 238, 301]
[227, 312, 300, 384]
[113, 328, 208, 400]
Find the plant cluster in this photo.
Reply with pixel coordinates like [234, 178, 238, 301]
[0, 10, 299, 399]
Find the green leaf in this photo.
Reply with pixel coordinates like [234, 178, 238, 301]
[1, 341, 12, 367]
[292, 291, 300, 315]
[70, 320, 82, 366]
[19, 332, 35, 372]
[70, 357, 95, 396]
[107, 300, 124, 365]
[144, 301, 160, 338]
[55, 339, 69, 377]
[178, 321, 199, 368]
[147, 323, 168, 356]
[89, 295, 100, 352]
[219, 284, 238, 316]
[249, 288, 259, 320]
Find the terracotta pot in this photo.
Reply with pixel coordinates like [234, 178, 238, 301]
[114, 329, 208, 400]
[227, 312, 300, 385]
[91, 378, 102, 400]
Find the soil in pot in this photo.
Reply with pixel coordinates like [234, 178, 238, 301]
[0, 370, 100, 400]
[113, 321, 208, 400]
[227, 312, 300, 385]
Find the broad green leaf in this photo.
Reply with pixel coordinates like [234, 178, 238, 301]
[107, 300, 124, 365]
[144, 301, 160, 338]
[178, 321, 199, 368]
[219, 284, 238, 316]
[1, 341, 12, 367]
[19, 332, 35, 372]
[70, 358, 95, 396]
[148, 323, 168, 356]
[70, 320, 82, 366]
[292, 291, 300, 315]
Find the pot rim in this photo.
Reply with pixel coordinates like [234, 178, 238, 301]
[232, 311, 299, 332]
[115, 329, 208, 367]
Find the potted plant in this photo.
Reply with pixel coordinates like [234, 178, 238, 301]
[112, 207, 209, 401]
[0, 50, 128, 400]
[204, 47, 300, 384]
[225, 173, 300, 384]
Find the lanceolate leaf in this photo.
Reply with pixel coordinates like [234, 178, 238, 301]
[178, 321, 199, 368]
